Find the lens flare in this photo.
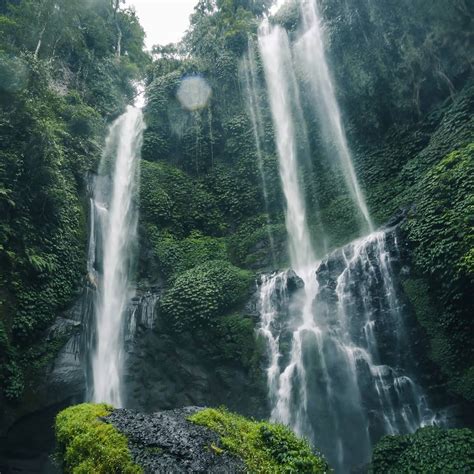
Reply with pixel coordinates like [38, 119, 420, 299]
[176, 75, 211, 111]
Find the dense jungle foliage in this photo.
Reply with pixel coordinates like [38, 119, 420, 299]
[0, 0, 473, 470]
[370, 426, 474, 473]
[0, 0, 147, 405]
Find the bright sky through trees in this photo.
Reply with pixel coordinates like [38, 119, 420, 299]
[126, 0, 198, 49]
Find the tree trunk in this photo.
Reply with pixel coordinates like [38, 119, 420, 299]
[34, 25, 46, 58]
[113, 0, 122, 59]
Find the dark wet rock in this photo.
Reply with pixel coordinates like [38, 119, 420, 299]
[0, 286, 91, 438]
[286, 269, 304, 292]
[123, 324, 267, 418]
[105, 407, 245, 473]
[123, 289, 267, 418]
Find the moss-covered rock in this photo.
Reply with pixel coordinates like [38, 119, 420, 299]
[55, 404, 328, 473]
[55, 403, 142, 473]
[369, 426, 474, 473]
[189, 407, 329, 473]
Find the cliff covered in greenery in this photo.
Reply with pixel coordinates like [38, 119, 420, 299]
[0, 0, 473, 471]
[136, 0, 473, 405]
[0, 0, 147, 421]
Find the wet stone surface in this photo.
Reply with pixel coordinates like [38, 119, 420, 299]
[105, 407, 245, 473]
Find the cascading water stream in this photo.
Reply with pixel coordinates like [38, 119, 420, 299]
[255, 1, 436, 471]
[89, 106, 145, 407]
[258, 229, 437, 472]
[295, 0, 373, 232]
[258, 22, 315, 272]
[258, 18, 322, 438]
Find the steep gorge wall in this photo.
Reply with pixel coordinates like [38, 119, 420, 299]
[0, 0, 472, 462]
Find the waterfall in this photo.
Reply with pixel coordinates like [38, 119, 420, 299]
[295, 0, 373, 232]
[258, 18, 322, 438]
[89, 106, 145, 407]
[257, 229, 437, 471]
[256, 1, 436, 471]
[258, 22, 316, 271]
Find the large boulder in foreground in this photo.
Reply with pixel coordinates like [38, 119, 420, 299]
[55, 403, 329, 473]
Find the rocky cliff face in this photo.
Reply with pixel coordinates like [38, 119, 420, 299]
[122, 289, 268, 419]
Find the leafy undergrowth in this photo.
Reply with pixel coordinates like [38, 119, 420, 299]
[189, 407, 329, 473]
[402, 143, 474, 400]
[370, 426, 474, 473]
[55, 403, 142, 474]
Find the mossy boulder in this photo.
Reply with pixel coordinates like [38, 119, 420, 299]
[190, 407, 329, 473]
[55, 404, 328, 473]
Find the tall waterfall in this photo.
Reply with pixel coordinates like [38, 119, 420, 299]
[256, 1, 435, 471]
[89, 106, 145, 407]
[258, 18, 321, 437]
[295, 0, 373, 232]
[258, 22, 315, 271]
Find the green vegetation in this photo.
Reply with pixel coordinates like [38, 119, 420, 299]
[0, 0, 147, 402]
[405, 144, 473, 291]
[55, 403, 142, 474]
[370, 426, 474, 473]
[0, 1, 472, 465]
[189, 407, 329, 473]
[402, 144, 474, 400]
[160, 260, 253, 331]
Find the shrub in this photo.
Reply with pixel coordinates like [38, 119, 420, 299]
[146, 228, 227, 280]
[189, 407, 329, 473]
[370, 426, 474, 473]
[160, 260, 253, 331]
[55, 403, 142, 474]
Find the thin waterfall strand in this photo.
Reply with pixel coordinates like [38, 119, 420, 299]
[258, 22, 316, 271]
[295, 0, 372, 231]
[258, 20, 323, 439]
[241, 43, 277, 265]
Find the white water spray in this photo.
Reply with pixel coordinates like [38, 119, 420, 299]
[91, 106, 145, 407]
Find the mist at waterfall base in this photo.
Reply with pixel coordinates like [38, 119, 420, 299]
[252, 0, 442, 471]
[88, 106, 145, 407]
